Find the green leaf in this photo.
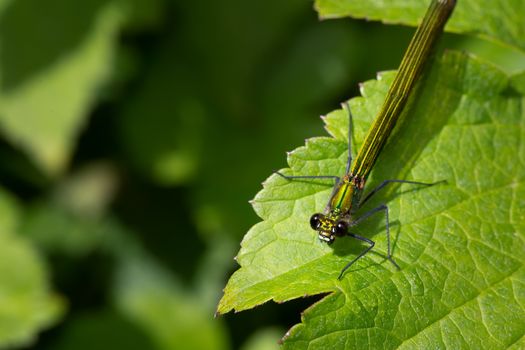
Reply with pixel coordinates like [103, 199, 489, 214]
[0, 234, 65, 347]
[240, 327, 284, 350]
[315, 0, 525, 53]
[0, 190, 64, 347]
[218, 51, 525, 348]
[0, 0, 123, 175]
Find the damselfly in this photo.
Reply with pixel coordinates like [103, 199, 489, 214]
[278, 0, 456, 279]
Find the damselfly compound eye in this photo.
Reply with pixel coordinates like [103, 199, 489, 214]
[332, 221, 348, 237]
[310, 214, 322, 230]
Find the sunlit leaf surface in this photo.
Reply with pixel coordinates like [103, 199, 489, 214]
[315, 0, 525, 52]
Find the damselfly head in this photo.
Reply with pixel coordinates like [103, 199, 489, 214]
[318, 232, 333, 243]
[310, 213, 335, 243]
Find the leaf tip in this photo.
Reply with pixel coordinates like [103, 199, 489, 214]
[280, 328, 292, 344]
[376, 71, 386, 80]
[358, 82, 365, 94]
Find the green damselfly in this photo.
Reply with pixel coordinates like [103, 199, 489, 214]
[278, 0, 456, 279]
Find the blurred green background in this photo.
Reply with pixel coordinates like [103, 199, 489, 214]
[0, 0, 523, 349]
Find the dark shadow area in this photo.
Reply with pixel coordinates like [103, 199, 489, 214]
[0, 137, 49, 199]
[331, 220, 401, 275]
[113, 178, 205, 284]
[32, 308, 157, 350]
[221, 293, 326, 349]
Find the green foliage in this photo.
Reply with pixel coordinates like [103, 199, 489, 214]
[0, 0, 524, 348]
[315, 0, 525, 52]
[18, 163, 231, 349]
[0, 233, 64, 346]
[0, 0, 125, 175]
[219, 51, 525, 348]
[240, 328, 284, 350]
[0, 190, 64, 347]
[3, 0, 362, 346]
